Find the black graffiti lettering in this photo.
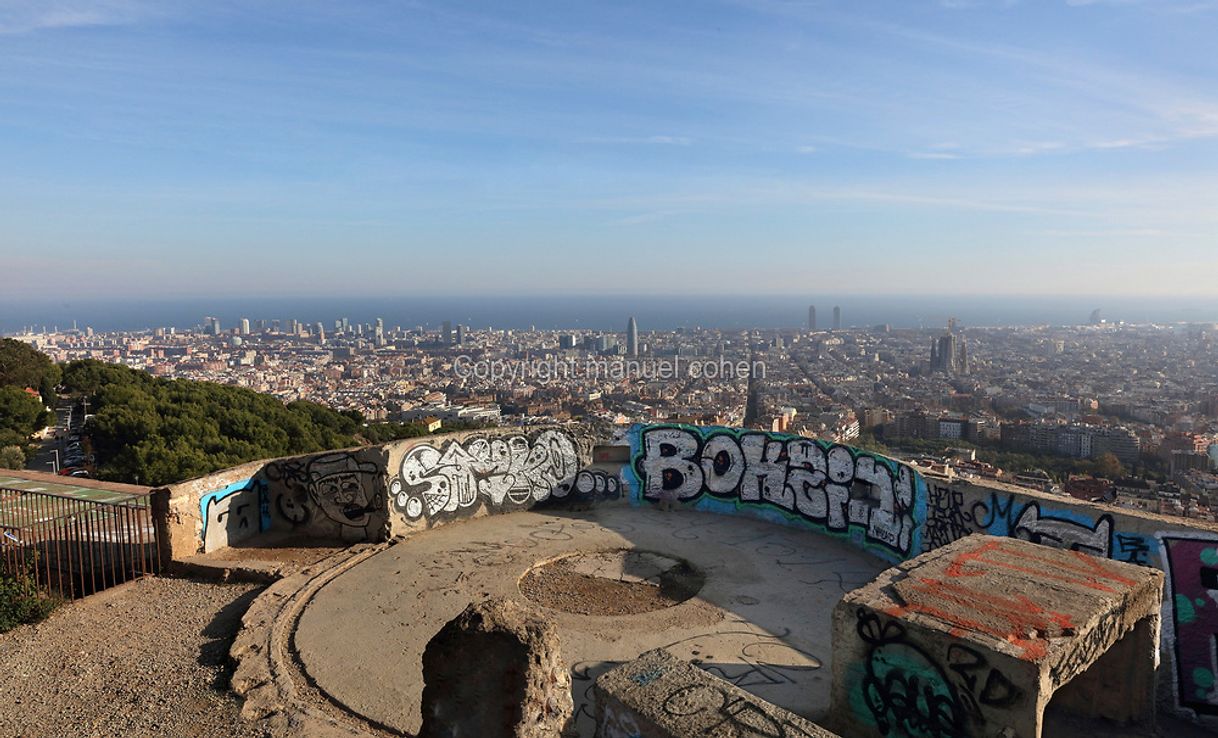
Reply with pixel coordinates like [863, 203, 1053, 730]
[1114, 534, 1151, 566]
[946, 643, 1022, 712]
[856, 610, 967, 738]
[659, 682, 818, 738]
[925, 484, 975, 550]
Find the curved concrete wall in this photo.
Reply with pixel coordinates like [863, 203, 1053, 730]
[622, 422, 1218, 729]
[164, 421, 1218, 729]
[623, 423, 925, 564]
[162, 424, 598, 558]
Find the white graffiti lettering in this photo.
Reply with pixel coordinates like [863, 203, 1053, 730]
[392, 430, 580, 521]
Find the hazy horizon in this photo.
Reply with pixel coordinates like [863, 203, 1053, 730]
[2, 1, 1216, 298]
[6, 293, 1218, 334]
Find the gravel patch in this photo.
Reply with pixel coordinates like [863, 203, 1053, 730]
[518, 549, 705, 616]
[0, 576, 269, 738]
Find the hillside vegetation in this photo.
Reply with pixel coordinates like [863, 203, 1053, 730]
[60, 360, 369, 486]
[0, 339, 58, 463]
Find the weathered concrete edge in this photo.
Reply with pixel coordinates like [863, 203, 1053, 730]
[229, 542, 393, 738]
[593, 648, 840, 737]
[173, 554, 288, 584]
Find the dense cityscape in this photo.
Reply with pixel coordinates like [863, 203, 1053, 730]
[10, 308, 1218, 521]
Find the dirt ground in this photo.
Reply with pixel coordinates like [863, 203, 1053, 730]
[518, 549, 705, 616]
[0, 576, 268, 738]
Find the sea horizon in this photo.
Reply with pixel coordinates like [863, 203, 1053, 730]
[4, 294, 1218, 335]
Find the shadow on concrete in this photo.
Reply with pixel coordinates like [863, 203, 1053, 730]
[199, 586, 264, 691]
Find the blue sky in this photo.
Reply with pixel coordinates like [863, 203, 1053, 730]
[1, 0, 1215, 298]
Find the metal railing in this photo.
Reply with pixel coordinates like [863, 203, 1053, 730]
[0, 486, 161, 599]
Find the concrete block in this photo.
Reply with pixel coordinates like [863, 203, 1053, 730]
[830, 535, 1164, 738]
[594, 648, 837, 737]
[419, 597, 574, 738]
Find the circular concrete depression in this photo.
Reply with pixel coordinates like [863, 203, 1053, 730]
[519, 548, 705, 616]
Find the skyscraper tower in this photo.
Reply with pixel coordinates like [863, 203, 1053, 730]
[930, 321, 969, 375]
[442, 321, 452, 344]
[240, 318, 250, 336]
[627, 316, 639, 357]
[832, 306, 841, 331]
[807, 305, 817, 331]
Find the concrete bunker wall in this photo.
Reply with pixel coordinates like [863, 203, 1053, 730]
[923, 474, 1218, 728]
[383, 424, 601, 537]
[165, 420, 1218, 731]
[162, 424, 600, 557]
[622, 421, 1218, 729]
[622, 423, 926, 564]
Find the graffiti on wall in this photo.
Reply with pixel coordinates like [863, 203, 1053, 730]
[543, 468, 622, 508]
[924, 483, 975, 550]
[200, 478, 269, 552]
[916, 484, 1218, 722]
[391, 430, 581, 522]
[851, 608, 1024, 738]
[854, 609, 966, 738]
[263, 450, 388, 539]
[926, 491, 1115, 559]
[628, 425, 924, 559]
[1161, 534, 1218, 716]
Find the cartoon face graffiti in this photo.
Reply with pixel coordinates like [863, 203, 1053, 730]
[307, 453, 380, 527]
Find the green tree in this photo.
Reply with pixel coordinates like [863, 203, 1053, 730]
[0, 338, 60, 405]
[0, 445, 25, 470]
[0, 386, 49, 437]
[60, 360, 364, 486]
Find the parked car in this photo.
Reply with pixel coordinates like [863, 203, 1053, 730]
[67, 469, 90, 478]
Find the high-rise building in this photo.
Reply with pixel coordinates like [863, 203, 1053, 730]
[832, 306, 841, 331]
[455, 324, 465, 345]
[240, 318, 250, 335]
[315, 322, 326, 343]
[559, 334, 577, 349]
[442, 321, 452, 344]
[627, 317, 639, 357]
[807, 305, 816, 331]
[208, 316, 221, 335]
[930, 324, 970, 375]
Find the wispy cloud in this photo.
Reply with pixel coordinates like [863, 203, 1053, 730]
[1032, 227, 1196, 237]
[907, 151, 960, 160]
[578, 135, 694, 146]
[0, 1, 155, 34]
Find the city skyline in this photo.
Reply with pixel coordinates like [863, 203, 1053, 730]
[2, 1, 1216, 299]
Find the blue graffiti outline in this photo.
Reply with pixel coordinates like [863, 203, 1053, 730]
[199, 477, 270, 542]
[623, 423, 927, 563]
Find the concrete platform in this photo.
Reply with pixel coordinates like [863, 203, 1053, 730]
[291, 507, 888, 736]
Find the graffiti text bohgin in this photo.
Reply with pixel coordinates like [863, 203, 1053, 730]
[629, 425, 924, 560]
